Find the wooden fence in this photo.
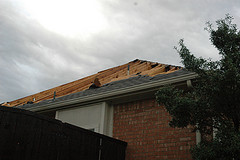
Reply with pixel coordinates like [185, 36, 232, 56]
[0, 106, 127, 160]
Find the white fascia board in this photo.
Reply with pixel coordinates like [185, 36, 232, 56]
[27, 72, 198, 112]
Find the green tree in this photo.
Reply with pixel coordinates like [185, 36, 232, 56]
[156, 15, 240, 159]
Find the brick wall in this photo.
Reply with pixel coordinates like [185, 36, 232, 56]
[113, 99, 196, 160]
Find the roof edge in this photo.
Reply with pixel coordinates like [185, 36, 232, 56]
[22, 72, 197, 112]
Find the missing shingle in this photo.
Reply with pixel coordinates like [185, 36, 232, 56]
[89, 78, 101, 89]
[140, 60, 146, 64]
[27, 101, 33, 104]
[165, 65, 170, 72]
[151, 64, 158, 68]
[133, 59, 139, 62]
[89, 83, 100, 89]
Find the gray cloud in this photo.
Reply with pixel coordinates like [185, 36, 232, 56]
[1, 0, 240, 102]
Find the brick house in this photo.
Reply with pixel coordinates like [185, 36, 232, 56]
[4, 59, 198, 159]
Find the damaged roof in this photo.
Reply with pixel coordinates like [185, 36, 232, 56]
[3, 59, 182, 107]
[19, 69, 194, 110]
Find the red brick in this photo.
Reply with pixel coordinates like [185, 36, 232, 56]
[113, 98, 196, 160]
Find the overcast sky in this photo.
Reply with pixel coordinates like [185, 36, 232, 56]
[0, 0, 240, 103]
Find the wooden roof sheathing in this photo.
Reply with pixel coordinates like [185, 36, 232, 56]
[3, 59, 181, 107]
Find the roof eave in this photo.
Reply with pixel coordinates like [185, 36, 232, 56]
[23, 72, 198, 112]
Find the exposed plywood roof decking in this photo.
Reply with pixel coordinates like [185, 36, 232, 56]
[3, 59, 181, 107]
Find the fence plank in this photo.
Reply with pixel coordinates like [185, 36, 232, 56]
[0, 106, 127, 160]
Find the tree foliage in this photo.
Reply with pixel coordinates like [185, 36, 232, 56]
[156, 15, 240, 159]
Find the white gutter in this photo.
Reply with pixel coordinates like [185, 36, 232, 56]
[26, 72, 198, 112]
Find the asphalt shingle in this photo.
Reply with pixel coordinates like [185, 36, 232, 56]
[18, 69, 192, 109]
